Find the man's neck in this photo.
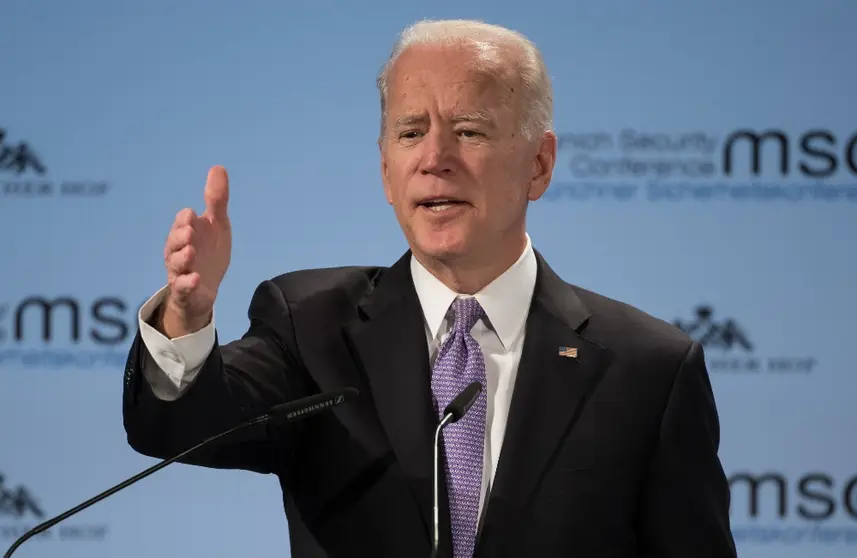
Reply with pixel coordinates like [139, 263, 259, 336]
[414, 235, 528, 295]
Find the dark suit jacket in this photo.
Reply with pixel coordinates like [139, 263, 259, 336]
[122, 249, 737, 557]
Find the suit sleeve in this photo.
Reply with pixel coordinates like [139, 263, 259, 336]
[122, 279, 309, 474]
[637, 341, 738, 558]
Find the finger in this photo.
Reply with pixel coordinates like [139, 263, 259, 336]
[203, 166, 229, 222]
[174, 207, 197, 228]
[167, 244, 195, 275]
[165, 225, 193, 258]
[172, 272, 200, 298]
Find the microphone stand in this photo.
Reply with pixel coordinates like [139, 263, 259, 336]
[430, 381, 483, 558]
[431, 413, 454, 558]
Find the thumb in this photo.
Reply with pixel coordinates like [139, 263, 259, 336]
[203, 165, 230, 222]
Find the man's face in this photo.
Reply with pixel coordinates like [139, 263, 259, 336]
[379, 42, 555, 268]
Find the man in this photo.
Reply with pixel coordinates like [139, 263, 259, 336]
[122, 19, 737, 557]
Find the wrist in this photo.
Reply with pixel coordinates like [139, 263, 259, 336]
[157, 298, 211, 339]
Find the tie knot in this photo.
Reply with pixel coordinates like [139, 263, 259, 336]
[451, 297, 484, 333]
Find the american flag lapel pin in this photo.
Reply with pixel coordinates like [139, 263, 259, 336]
[558, 346, 578, 359]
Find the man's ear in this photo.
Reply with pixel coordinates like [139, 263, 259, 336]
[527, 131, 557, 201]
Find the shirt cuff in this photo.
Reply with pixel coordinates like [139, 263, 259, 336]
[138, 286, 215, 390]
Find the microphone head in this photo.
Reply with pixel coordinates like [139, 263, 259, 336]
[443, 381, 483, 422]
[265, 386, 359, 424]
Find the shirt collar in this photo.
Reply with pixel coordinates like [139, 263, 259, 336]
[409, 234, 537, 350]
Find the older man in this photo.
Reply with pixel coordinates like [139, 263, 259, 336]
[122, 19, 737, 558]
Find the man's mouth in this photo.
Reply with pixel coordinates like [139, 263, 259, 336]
[418, 198, 467, 212]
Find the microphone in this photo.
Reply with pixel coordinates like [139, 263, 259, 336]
[3, 387, 359, 558]
[431, 381, 483, 558]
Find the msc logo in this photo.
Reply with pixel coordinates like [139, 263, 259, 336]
[545, 127, 857, 204]
[729, 471, 857, 546]
[0, 128, 46, 176]
[722, 129, 857, 178]
[0, 474, 43, 520]
[0, 296, 142, 368]
[673, 305, 753, 351]
[729, 471, 857, 521]
[0, 296, 133, 345]
[673, 305, 816, 374]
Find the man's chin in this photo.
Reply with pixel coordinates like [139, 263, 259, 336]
[412, 234, 471, 262]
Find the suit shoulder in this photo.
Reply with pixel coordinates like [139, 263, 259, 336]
[572, 284, 695, 361]
[265, 264, 386, 303]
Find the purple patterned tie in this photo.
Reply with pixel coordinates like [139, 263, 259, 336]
[431, 297, 487, 558]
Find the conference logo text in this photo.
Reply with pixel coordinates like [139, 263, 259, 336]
[544, 127, 857, 203]
[0, 127, 110, 199]
[674, 305, 816, 374]
[729, 470, 857, 546]
[0, 472, 108, 543]
[0, 295, 142, 369]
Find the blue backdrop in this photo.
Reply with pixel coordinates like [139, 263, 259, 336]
[2, 1, 855, 556]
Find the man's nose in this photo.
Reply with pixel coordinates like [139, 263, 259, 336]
[419, 130, 456, 176]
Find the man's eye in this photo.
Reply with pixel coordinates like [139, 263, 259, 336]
[458, 129, 481, 138]
[399, 131, 422, 139]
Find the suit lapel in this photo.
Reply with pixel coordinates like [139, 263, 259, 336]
[342, 251, 446, 547]
[480, 253, 613, 539]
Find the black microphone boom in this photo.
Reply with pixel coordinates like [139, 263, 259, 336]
[3, 386, 359, 558]
[431, 381, 483, 558]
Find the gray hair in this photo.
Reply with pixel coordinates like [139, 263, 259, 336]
[376, 19, 553, 141]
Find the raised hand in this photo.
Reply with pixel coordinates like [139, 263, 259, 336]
[159, 166, 232, 338]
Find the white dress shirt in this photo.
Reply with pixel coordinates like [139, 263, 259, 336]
[138, 235, 538, 529]
[409, 235, 537, 530]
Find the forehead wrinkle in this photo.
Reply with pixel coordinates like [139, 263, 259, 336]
[385, 42, 523, 133]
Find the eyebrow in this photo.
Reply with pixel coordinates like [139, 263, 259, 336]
[392, 111, 496, 128]
[394, 115, 428, 127]
[450, 111, 494, 125]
